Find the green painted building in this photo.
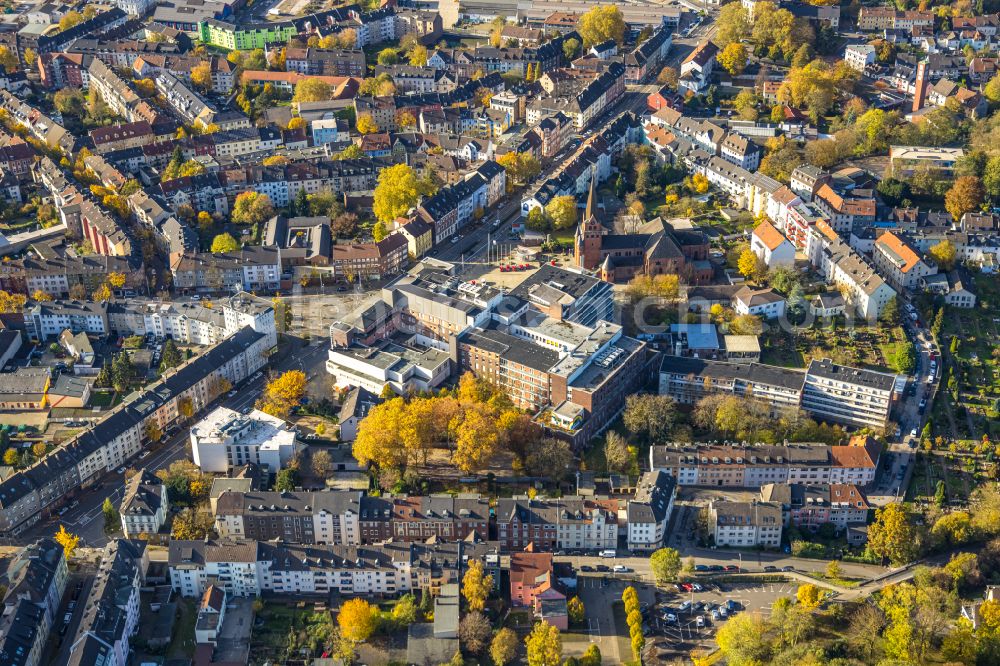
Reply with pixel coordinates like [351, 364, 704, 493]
[199, 19, 298, 50]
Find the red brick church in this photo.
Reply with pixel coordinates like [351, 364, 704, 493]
[573, 174, 712, 284]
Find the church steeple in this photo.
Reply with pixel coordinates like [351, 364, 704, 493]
[584, 169, 598, 222]
[575, 169, 603, 270]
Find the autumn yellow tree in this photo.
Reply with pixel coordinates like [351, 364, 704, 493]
[356, 113, 379, 135]
[737, 247, 765, 281]
[190, 61, 213, 92]
[373, 164, 419, 222]
[0, 290, 26, 313]
[55, 524, 80, 558]
[718, 42, 748, 76]
[256, 370, 307, 418]
[293, 78, 332, 102]
[462, 559, 494, 612]
[577, 5, 627, 46]
[286, 117, 306, 130]
[108, 272, 126, 289]
[796, 583, 821, 610]
[524, 621, 562, 666]
[32, 290, 53, 302]
[338, 598, 379, 643]
[92, 283, 112, 302]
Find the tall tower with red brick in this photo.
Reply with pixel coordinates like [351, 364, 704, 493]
[913, 60, 928, 113]
[574, 171, 603, 270]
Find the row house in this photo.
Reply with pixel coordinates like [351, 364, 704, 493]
[0, 141, 36, 182]
[37, 52, 91, 90]
[871, 230, 938, 291]
[0, 254, 136, 297]
[760, 483, 870, 531]
[0, 537, 69, 652]
[709, 500, 783, 548]
[812, 183, 876, 232]
[624, 26, 672, 84]
[90, 121, 158, 155]
[651, 437, 882, 490]
[805, 220, 896, 321]
[159, 172, 228, 217]
[857, 7, 933, 31]
[169, 538, 495, 599]
[133, 54, 236, 95]
[87, 58, 162, 126]
[244, 158, 381, 208]
[170, 247, 282, 292]
[0, 324, 273, 535]
[495, 496, 617, 551]
[627, 471, 676, 552]
[0, 90, 74, 154]
[214, 490, 367, 545]
[285, 47, 366, 76]
[391, 495, 490, 542]
[527, 62, 626, 130]
[415, 161, 505, 242]
[34, 8, 128, 53]
[65, 540, 146, 666]
[330, 234, 409, 281]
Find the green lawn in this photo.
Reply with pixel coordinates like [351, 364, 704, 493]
[167, 599, 197, 659]
[87, 391, 117, 408]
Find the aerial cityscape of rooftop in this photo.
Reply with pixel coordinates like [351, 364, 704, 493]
[0, 0, 995, 664]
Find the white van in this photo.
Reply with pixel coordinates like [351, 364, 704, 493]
[599, 550, 617, 558]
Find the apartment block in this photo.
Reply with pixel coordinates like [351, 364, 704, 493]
[709, 500, 783, 548]
[495, 496, 617, 552]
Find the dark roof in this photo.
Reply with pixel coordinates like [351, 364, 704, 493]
[458, 325, 560, 372]
[660, 355, 807, 391]
[805, 359, 897, 391]
[339, 386, 381, 421]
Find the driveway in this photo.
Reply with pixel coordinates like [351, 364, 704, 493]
[216, 597, 254, 663]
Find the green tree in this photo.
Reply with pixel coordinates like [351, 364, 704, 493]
[102, 496, 117, 533]
[372, 220, 387, 242]
[622, 393, 677, 443]
[275, 467, 299, 492]
[111, 352, 137, 393]
[650, 547, 682, 584]
[879, 295, 900, 326]
[562, 37, 581, 61]
[894, 340, 916, 374]
[231, 192, 274, 226]
[376, 47, 399, 65]
[159, 339, 182, 372]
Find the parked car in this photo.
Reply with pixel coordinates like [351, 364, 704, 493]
[580, 565, 594, 572]
[695, 616, 706, 628]
[764, 565, 778, 572]
[662, 613, 678, 624]
[694, 564, 709, 571]
[613, 565, 630, 573]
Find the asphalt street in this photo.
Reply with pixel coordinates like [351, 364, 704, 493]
[17, 336, 332, 549]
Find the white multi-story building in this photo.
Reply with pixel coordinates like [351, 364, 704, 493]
[872, 231, 938, 291]
[213, 490, 363, 546]
[626, 471, 676, 552]
[168, 539, 495, 599]
[709, 500, 783, 548]
[119, 469, 169, 538]
[801, 359, 897, 431]
[190, 407, 298, 473]
[750, 220, 796, 268]
[26, 301, 108, 340]
[495, 496, 618, 552]
[844, 44, 876, 72]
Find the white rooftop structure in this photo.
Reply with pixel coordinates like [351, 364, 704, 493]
[190, 407, 297, 473]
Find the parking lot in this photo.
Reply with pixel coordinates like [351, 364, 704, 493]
[646, 580, 801, 661]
